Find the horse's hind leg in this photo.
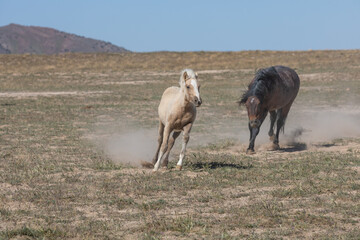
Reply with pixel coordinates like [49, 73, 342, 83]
[268, 110, 276, 141]
[153, 125, 172, 171]
[161, 131, 181, 168]
[273, 109, 284, 149]
[152, 121, 164, 165]
[176, 123, 192, 170]
[273, 102, 293, 149]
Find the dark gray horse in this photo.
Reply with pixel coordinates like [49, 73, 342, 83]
[239, 66, 300, 154]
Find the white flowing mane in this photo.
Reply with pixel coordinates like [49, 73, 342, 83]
[179, 69, 197, 87]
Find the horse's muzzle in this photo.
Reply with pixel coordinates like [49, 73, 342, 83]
[249, 119, 260, 128]
[194, 97, 202, 107]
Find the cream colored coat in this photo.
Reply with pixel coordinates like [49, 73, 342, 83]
[144, 69, 202, 171]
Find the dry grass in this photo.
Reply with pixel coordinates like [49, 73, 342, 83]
[1, 50, 360, 74]
[0, 50, 359, 239]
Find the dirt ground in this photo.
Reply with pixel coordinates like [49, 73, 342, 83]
[0, 50, 359, 239]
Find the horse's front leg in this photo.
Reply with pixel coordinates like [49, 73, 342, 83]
[161, 131, 181, 168]
[153, 125, 172, 171]
[247, 113, 267, 154]
[176, 123, 192, 170]
[247, 124, 259, 154]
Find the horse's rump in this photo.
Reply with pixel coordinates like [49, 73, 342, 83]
[240, 66, 300, 107]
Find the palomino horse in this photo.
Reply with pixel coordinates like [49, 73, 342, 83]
[239, 66, 300, 154]
[143, 69, 202, 171]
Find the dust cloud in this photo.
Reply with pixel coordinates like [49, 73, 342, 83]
[102, 128, 157, 167]
[93, 107, 359, 167]
[194, 107, 360, 151]
[284, 108, 360, 144]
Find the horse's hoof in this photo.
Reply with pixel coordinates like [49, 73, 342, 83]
[271, 143, 280, 150]
[269, 135, 275, 141]
[176, 165, 183, 171]
[246, 149, 255, 155]
[152, 165, 161, 172]
[161, 161, 168, 169]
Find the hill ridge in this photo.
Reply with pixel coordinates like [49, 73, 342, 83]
[0, 23, 129, 54]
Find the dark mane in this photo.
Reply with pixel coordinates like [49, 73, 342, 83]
[239, 66, 280, 105]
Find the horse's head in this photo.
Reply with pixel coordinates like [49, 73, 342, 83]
[242, 95, 267, 152]
[180, 69, 202, 107]
[244, 96, 265, 128]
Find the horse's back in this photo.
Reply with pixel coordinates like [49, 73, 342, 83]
[161, 86, 180, 99]
[274, 66, 300, 92]
[266, 66, 300, 110]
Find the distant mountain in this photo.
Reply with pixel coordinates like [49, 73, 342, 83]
[0, 23, 130, 54]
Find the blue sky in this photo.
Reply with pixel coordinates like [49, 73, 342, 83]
[1, 0, 359, 52]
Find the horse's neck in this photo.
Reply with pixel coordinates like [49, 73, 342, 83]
[177, 88, 193, 111]
[178, 89, 189, 105]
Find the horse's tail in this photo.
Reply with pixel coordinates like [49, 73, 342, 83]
[281, 121, 286, 134]
[280, 116, 287, 134]
[140, 161, 154, 169]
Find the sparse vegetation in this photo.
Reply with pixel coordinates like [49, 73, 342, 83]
[0, 50, 359, 239]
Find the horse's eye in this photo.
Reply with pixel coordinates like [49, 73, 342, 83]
[186, 85, 190, 89]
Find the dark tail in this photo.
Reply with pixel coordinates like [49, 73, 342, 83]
[140, 161, 154, 169]
[281, 117, 286, 134]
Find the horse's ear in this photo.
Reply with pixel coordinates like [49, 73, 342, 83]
[195, 72, 198, 78]
[237, 99, 246, 106]
[183, 71, 189, 80]
[238, 95, 248, 105]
